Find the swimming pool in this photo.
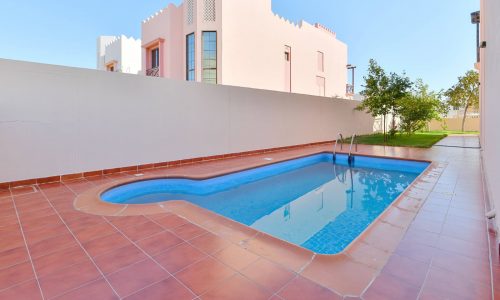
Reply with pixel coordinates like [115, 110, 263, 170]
[101, 153, 429, 254]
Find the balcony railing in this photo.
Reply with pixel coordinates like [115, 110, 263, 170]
[346, 84, 354, 95]
[146, 67, 159, 77]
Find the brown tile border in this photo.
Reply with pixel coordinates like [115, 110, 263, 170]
[1, 141, 334, 189]
[73, 148, 438, 296]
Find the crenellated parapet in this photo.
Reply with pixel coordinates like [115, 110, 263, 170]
[143, 3, 181, 24]
[314, 23, 336, 37]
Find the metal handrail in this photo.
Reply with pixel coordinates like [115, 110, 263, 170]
[146, 67, 160, 77]
[333, 133, 344, 160]
[348, 134, 358, 164]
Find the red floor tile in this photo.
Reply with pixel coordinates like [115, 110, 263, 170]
[106, 215, 150, 230]
[153, 214, 189, 229]
[52, 279, 118, 300]
[175, 257, 235, 296]
[20, 214, 63, 233]
[24, 223, 69, 246]
[240, 258, 295, 293]
[124, 277, 194, 300]
[0, 245, 29, 270]
[213, 244, 259, 271]
[189, 232, 231, 254]
[363, 273, 421, 300]
[38, 260, 101, 299]
[28, 233, 78, 259]
[381, 254, 430, 288]
[18, 207, 56, 222]
[0, 279, 42, 300]
[93, 244, 148, 275]
[82, 232, 130, 257]
[120, 220, 164, 241]
[32, 245, 89, 277]
[73, 221, 117, 243]
[0, 261, 35, 290]
[170, 222, 207, 240]
[278, 276, 342, 300]
[202, 274, 272, 300]
[106, 259, 169, 298]
[136, 231, 183, 256]
[420, 266, 491, 300]
[64, 214, 105, 231]
[395, 238, 437, 264]
[432, 249, 492, 285]
[436, 235, 489, 261]
[154, 242, 207, 274]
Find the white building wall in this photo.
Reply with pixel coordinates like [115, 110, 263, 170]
[97, 36, 117, 70]
[0, 59, 373, 183]
[97, 35, 142, 75]
[480, 0, 500, 232]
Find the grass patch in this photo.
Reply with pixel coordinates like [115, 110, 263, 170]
[345, 133, 448, 148]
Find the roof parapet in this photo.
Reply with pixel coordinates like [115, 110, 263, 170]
[104, 35, 141, 48]
[314, 23, 336, 37]
[142, 3, 180, 24]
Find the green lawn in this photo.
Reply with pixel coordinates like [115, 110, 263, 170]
[344, 133, 448, 148]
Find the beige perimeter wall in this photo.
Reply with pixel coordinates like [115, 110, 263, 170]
[0, 59, 374, 183]
[428, 118, 480, 132]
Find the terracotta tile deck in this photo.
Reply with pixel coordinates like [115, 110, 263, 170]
[0, 136, 496, 299]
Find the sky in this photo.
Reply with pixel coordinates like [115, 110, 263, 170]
[0, 0, 479, 92]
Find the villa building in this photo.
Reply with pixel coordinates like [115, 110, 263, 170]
[140, 0, 349, 97]
[97, 35, 142, 74]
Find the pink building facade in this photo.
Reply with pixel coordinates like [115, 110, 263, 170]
[141, 0, 349, 97]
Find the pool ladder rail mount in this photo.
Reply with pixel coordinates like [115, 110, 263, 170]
[333, 133, 358, 165]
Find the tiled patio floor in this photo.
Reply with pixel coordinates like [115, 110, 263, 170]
[0, 136, 496, 299]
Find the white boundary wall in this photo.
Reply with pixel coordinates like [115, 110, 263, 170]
[480, 0, 500, 232]
[0, 59, 373, 183]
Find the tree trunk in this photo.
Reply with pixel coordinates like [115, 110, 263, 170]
[462, 104, 469, 132]
[383, 114, 387, 142]
[391, 113, 396, 136]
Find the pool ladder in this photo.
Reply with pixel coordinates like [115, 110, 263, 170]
[333, 133, 343, 161]
[348, 134, 358, 164]
[333, 133, 357, 164]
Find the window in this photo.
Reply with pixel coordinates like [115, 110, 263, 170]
[186, 33, 195, 81]
[284, 46, 291, 92]
[106, 62, 115, 72]
[151, 48, 160, 69]
[317, 51, 324, 72]
[202, 31, 217, 84]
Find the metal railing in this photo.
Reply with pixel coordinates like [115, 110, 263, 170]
[333, 133, 344, 161]
[346, 84, 354, 95]
[146, 67, 160, 77]
[348, 134, 358, 164]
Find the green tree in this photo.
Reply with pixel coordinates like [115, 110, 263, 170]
[398, 80, 446, 135]
[356, 59, 390, 141]
[445, 70, 479, 132]
[356, 59, 412, 141]
[386, 71, 413, 136]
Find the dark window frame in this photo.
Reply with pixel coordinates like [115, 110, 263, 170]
[202, 31, 217, 84]
[186, 33, 195, 81]
[151, 48, 160, 69]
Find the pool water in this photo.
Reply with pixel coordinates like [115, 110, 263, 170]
[102, 153, 429, 254]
